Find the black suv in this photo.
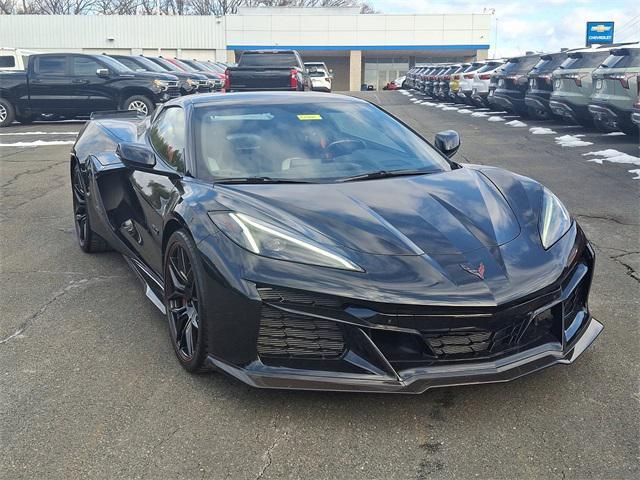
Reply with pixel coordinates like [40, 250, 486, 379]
[0, 53, 180, 125]
[525, 51, 570, 119]
[492, 54, 541, 116]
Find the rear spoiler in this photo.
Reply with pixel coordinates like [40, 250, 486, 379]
[90, 110, 146, 120]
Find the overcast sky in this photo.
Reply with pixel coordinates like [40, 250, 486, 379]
[368, 0, 639, 57]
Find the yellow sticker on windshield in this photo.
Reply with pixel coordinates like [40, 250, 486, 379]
[297, 114, 323, 120]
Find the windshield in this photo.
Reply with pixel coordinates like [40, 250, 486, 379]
[193, 101, 451, 183]
[98, 55, 130, 73]
[560, 51, 610, 69]
[152, 57, 181, 72]
[476, 62, 502, 73]
[130, 56, 167, 73]
[240, 53, 298, 68]
[601, 50, 640, 68]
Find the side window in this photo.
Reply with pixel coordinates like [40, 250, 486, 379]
[115, 57, 138, 70]
[37, 55, 67, 75]
[0, 56, 15, 68]
[72, 56, 102, 76]
[149, 107, 186, 172]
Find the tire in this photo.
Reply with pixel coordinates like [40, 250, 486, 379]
[620, 123, 639, 138]
[593, 118, 613, 132]
[71, 163, 111, 253]
[527, 106, 550, 120]
[122, 95, 154, 116]
[16, 114, 34, 125]
[164, 229, 210, 373]
[0, 98, 16, 127]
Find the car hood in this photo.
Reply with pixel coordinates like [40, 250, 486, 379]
[130, 71, 179, 82]
[213, 167, 521, 256]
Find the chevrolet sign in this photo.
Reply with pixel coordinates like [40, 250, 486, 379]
[586, 21, 615, 45]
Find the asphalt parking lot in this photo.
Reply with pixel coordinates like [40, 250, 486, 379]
[1, 93, 638, 480]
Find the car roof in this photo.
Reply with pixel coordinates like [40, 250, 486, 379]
[170, 91, 370, 109]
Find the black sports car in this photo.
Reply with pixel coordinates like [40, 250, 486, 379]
[70, 92, 602, 393]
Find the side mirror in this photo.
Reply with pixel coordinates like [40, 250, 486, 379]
[96, 68, 110, 78]
[435, 130, 460, 158]
[117, 143, 156, 170]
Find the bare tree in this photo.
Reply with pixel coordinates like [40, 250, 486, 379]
[30, 0, 96, 14]
[93, 0, 140, 14]
[0, 0, 16, 13]
[4, 0, 376, 14]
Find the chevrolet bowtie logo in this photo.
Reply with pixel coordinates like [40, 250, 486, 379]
[460, 262, 486, 280]
[591, 24, 612, 33]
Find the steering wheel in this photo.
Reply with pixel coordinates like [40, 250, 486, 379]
[323, 139, 367, 160]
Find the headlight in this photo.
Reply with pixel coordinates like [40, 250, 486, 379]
[152, 79, 169, 90]
[185, 78, 198, 89]
[209, 212, 363, 272]
[539, 187, 572, 249]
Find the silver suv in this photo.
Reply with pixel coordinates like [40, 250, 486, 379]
[549, 47, 611, 126]
[588, 45, 640, 135]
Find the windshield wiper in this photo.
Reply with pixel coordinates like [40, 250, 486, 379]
[337, 168, 439, 183]
[214, 176, 313, 184]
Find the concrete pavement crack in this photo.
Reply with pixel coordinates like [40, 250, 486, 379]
[255, 436, 278, 480]
[0, 277, 113, 345]
[0, 160, 67, 190]
[575, 213, 640, 227]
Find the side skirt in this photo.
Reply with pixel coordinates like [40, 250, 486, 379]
[123, 255, 166, 315]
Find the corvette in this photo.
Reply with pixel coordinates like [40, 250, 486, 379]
[70, 92, 602, 393]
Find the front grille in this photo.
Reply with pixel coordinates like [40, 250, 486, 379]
[167, 84, 181, 98]
[257, 306, 345, 359]
[257, 286, 344, 309]
[424, 330, 491, 356]
[421, 307, 556, 360]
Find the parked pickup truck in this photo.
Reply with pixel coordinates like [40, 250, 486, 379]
[0, 53, 181, 127]
[225, 50, 311, 92]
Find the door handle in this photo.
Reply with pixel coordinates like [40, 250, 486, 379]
[72, 79, 89, 84]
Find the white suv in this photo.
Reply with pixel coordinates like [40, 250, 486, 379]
[305, 62, 332, 92]
[470, 60, 505, 106]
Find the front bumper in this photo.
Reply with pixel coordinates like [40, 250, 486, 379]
[201, 237, 601, 393]
[493, 90, 526, 113]
[549, 99, 590, 122]
[588, 102, 634, 130]
[207, 317, 602, 393]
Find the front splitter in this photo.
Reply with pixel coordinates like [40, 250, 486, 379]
[206, 317, 603, 394]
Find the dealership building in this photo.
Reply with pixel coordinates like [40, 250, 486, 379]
[0, 8, 491, 91]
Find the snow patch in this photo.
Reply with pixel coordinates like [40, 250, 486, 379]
[554, 135, 593, 148]
[0, 140, 76, 147]
[487, 116, 505, 122]
[487, 111, 508, 115]
[457, 109, 473, 113]
[505, 120, 528, 127]
[471, 112, 488, 117]
[442, 106, 459, 111]
[529, 127, 557, 135]
[0, 131, 79, 136]
[629, 169, 640, 180]
[582, 149, 640, 166]
[603, 131, 626, 136]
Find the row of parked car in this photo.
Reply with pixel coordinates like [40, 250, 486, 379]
[404, 43, 640, 135]
[0, 48, 335, 127]
[0, 50, 233, 126]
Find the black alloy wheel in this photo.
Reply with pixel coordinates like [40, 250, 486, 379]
[164, 230, 208, 372]
[71, 163, 109, 253]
